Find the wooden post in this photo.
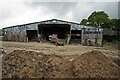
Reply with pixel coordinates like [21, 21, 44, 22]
[25, 31, 27, 42]
[70, 24, 71, 41]
[37, 25, 39, 41]
[81, 30, 83, 45]
[67, 24, 71, 44]
[41, 24, 42, 35]
[101, 31, 103, 47]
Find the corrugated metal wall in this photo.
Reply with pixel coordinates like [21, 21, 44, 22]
[4, 23, 38, 34]
[3, 19, 103, 35]
[3, 19, 103, 46]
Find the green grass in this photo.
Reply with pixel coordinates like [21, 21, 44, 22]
[103, 42, 118, 50]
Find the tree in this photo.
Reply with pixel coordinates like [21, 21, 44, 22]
[80, 11, 119, 31]
[110, 19, 118, 30]
[102, 19, 116, 29]
[87, 11, 109, 27]
[115, 19, 120, 31]
[103, 18, 120, 31]
[80, 19, 88, 25]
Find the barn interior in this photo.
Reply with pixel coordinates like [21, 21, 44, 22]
[38, 24, 70, 41]
[26, 24, 82, 43]
[26, 30, 37, 42]
[71, 30, 82, 44]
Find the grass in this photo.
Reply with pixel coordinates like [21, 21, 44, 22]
[103, 42, 118, 50]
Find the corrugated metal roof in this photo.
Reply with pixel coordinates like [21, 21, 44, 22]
[3, 19, 103, 35]
[3, 19, 81, 29]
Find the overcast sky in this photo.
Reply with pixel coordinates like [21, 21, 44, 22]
[0, 0, 119, 29]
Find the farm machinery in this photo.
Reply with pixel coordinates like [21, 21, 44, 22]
[49, 34, 65, 46]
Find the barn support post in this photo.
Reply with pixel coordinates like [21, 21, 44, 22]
[70, 25, 71, 43]
[101, 31, 103, 47]
[24, 31, 27, 42]
[81, 29, 83, 45]
[41, 25, 42, 36]
[40, 25, 42, 42]
[37, 25, 39, 41]
[67, 24, 71, 44]
[70, 25, 71, 39]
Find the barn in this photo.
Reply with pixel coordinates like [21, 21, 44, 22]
[3, 19, 103, 46]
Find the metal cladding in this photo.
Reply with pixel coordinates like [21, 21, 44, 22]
[3, 19, 103, 35]
[3, 19, 103, 46]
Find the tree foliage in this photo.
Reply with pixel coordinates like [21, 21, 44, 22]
[80, 19, 88, 25]
[80, 11, 120, 31]
[88, 11, 109, 27]
[115, 19, 120, 31]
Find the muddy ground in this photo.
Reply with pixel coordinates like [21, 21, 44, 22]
[1, 41, 119, 63]
[2, 50, 120, 78]
[1, 41, 119, 56]
[1, 41, 120, 78]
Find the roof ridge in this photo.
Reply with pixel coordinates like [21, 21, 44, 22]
[3, 19, 81, 29]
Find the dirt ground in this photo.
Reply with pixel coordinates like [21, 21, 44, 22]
[2, 50, 120, 78]
[1, 41, 119, 66]
[1, 41, 120, 78]
[1, 41, 119, 57]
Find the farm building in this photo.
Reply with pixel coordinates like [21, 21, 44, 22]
[3, 19, 103, 46]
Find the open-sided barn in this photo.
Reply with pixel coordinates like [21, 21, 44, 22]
[3, 19, 103, 46]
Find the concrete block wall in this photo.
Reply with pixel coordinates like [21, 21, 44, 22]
[81, 39, 102, 46]
[81, 33, 103, 46]
[4, 34, 27, 42]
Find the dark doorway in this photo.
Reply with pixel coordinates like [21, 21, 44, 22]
[71, 30, 82, 44]
[26, 30, 37, 42]
[38, 24, 70, 41]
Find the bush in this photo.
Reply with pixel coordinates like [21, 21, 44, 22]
[103, 35, 119, 42]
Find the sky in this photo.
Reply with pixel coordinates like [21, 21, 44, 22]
[0, 0, 119, 29]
